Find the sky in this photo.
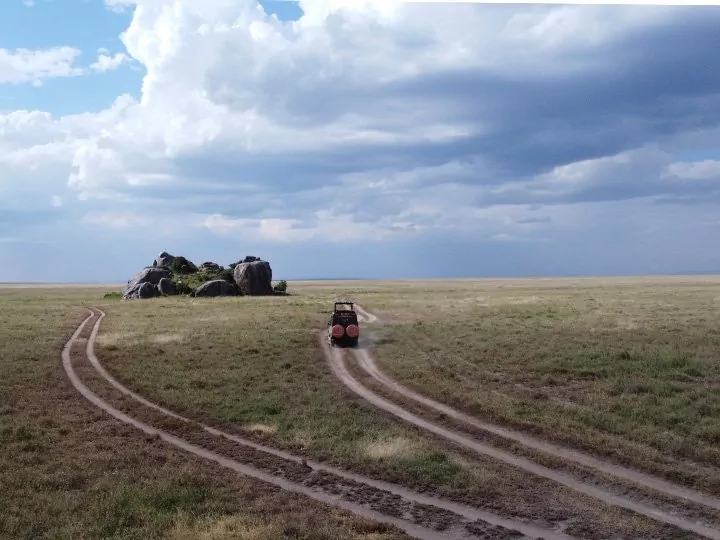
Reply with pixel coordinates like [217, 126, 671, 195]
[1, 0, 720, 282]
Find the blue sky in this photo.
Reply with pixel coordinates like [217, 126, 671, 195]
[1, 1, 720, 282]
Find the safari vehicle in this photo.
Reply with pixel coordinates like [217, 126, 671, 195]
[328, 301, 360, 347]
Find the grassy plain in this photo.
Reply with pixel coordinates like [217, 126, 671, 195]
[3, 276, 720, 539]
[368, 276, 720, 493]
[0, 286, 405, 540]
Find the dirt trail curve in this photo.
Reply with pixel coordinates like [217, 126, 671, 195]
[63, 308, 574, 540]
[342, 304, 720, 540]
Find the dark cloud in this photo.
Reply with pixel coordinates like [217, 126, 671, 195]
[161, 6, 720, 213]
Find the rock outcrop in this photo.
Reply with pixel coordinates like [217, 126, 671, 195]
[195, 280, 238, 297]
[122, 252, 281, 300]
[233, 258, 273, 296]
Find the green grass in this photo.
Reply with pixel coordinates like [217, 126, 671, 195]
[4, 278, 717, 539]
[369, 278, 720, 492]
[95, 293, 485, 489]
[90, 282, 700, 538]
[0, 286, 406, 540]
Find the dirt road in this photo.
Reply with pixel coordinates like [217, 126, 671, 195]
[334, 305, 720, 540]
[63, 308, 574, 540]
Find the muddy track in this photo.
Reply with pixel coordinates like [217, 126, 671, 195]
[340, 305, 720, 540]
[63, 308, 574, 540]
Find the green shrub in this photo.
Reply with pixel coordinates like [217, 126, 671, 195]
[173, 280, 194, 296]
[218, 269, 234, 283]
[273, 280, 288, 293]
[103, 291, 123, 300]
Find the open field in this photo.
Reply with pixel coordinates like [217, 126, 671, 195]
[367, 278, 720, 491]
[2, 277, 720, 539]
[0, 288, 407, 540]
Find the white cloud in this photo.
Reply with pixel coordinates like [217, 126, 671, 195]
[90, 52, 131, 73]
[0, 46, 83, 86]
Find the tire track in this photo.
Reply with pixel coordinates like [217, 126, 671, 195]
[66, 308, 573, 540]
[338, 305, 720, 539]
[353, 304, 720, 509]
[354, 346, 720, 511]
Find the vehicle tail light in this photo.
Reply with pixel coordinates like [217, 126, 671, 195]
[345, 324, 359, 338]
[331, 325, 345, 338]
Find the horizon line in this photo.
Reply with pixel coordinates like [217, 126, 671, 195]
[3, 271, 720, 286]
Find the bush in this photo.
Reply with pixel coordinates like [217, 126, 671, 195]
[103, 291, 123, 300]
[173, 280, 194, 296]
[219, 268, 234, 283]
[169, 256, 197, 275]
[273, 280, 287, 293]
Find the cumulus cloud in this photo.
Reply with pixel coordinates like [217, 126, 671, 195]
[1, 1, 720, 279]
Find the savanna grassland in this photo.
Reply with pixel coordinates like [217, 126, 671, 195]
[0, 286, 406, 540]
[367, 277, 720, 492]
[2, 276, 720, 539]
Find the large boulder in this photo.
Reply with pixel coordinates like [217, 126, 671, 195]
[123, 266, 171, 300]
[155, 251, 175, 268]
[195, 280, 238, 298]
[157, 277, 178, 296]
[124, 282, 161, 300]
[123, 283, 140, 300]
[233, 259, 273, 296]
[138, 282, 161, 299]
[125, 267, 171, 291]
